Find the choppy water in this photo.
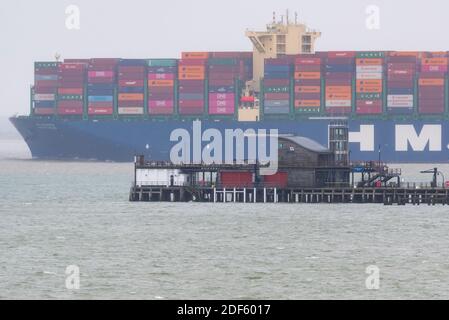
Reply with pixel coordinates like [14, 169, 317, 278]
[1, 139, 449, 299]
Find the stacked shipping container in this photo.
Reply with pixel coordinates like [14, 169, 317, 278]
[325, 52, 355, 114]
[33, 62, 59, 115]
[418, 55, 447, 114]
[117, 59, 145, 115]
[57, 62, 86, 115]
[263, 57, 292, 114]
[355, 52, 384, 114]
[147, 59, 177, 115]
[178, 52, 208, 115]
[294, 55, 322, 113]
[87, 59, 118, 115]
[208, 57, 238, 115]
[386, 52, 417, 114]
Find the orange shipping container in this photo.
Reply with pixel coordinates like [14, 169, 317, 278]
[178, 73, 205, 80]
[181, 52, 209, 60]
[178, 66, 205, 73]
[356, 58, 383, 65]
[148, 80, 174, 87]
[421, 58, 448, 66]
[419, 78, 445, 86]
[356, 86, 382, 93]
[295, 86, 320, 93]
[325, 92, 351, 100]
[356, 80, 382, 87]
[295, 100, 321, 107]
[388, 51, 420, 57]
[118, 93, 144, 101]
[326, 86, 351, 94]
[294, 72, 321, 80]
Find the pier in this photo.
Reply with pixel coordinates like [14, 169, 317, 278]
[129, 185, 449, 205]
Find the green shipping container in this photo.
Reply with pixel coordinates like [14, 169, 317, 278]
[208, 58, 238, 66]
[59, 95, 83, 101]
[264, 87, 289, 93]
[356, 52, 385, 59]
[357, 93, 382, 100]
[147, 59, 178, 67]
[296, 108, 321, 113]
[35, 62, 59, 69]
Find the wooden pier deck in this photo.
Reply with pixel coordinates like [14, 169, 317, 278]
[129, 185, 449, 205]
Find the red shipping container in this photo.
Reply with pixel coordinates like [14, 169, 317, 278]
[34, 87, 57, 94]
[149, 107, 174, 115]
[179, 87, 205, 94]
[88, 107, 114, 115]
[34, 108, 55, 115]
[118, 101, 144, 107]
[58, 88, 83, 95]
[208, 73, 235, 80]
[58, 100, 83, 108]
[264, 79, 290, 86]
[327, 51, 356, 58]
[147, 73, 175, 80]
[295, 93, 320, 100]
[325, 79, 352, 85]
[356, 100, 382, 113]
[88, 77, 115, 84]
[89, 58, 119, 65]
[88, 65, 116, 71]
[325, 72, 353, 80]
[294, 79, 321, 86]
[178, 59, 207, 66]
[118, 79, 144, 87]
[179, 100, 204, 107]
[264, 93, 289, 100]
[88, 102, 113, 108]
[295, 57, 321, 65]
[209, 105, 235, 115]
[295, 65, 322, 72]
[326, 58, 354, 65]
[209, 93, 235, 100]
[209, 100, 234, 108]
[220, 171, 253, 188]
[118, 66, 145, 73]
[326, 106, 352, 114]
[148, 100, 174, 108]
[263, 172, 288, 188]
[178, 80, 204, 87]
[64, 59, 90, 64]
[208, 79, 234, 86]
[58, 107, 83, 115]
[34, 80, 58, 87]
[148, 87, 175, 94]
[421, 65, 448, 73]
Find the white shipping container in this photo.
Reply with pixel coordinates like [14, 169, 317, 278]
[136, 168, 188, 187]
[33, 94, 55, 101]
[356, 66, 383, 73]
[118, 107, 144, 115]
[326, 99, 351, 107]
[356, 72, 383, 80]
[387, 94, 414, 102]
[387, 101, 414, 107]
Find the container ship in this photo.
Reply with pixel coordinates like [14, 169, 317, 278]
[10, 15, 449, 163]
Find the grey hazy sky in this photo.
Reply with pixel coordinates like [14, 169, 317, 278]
[1, 0, 448, 117]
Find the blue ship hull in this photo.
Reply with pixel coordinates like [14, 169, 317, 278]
[10, 116, 449, 163]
